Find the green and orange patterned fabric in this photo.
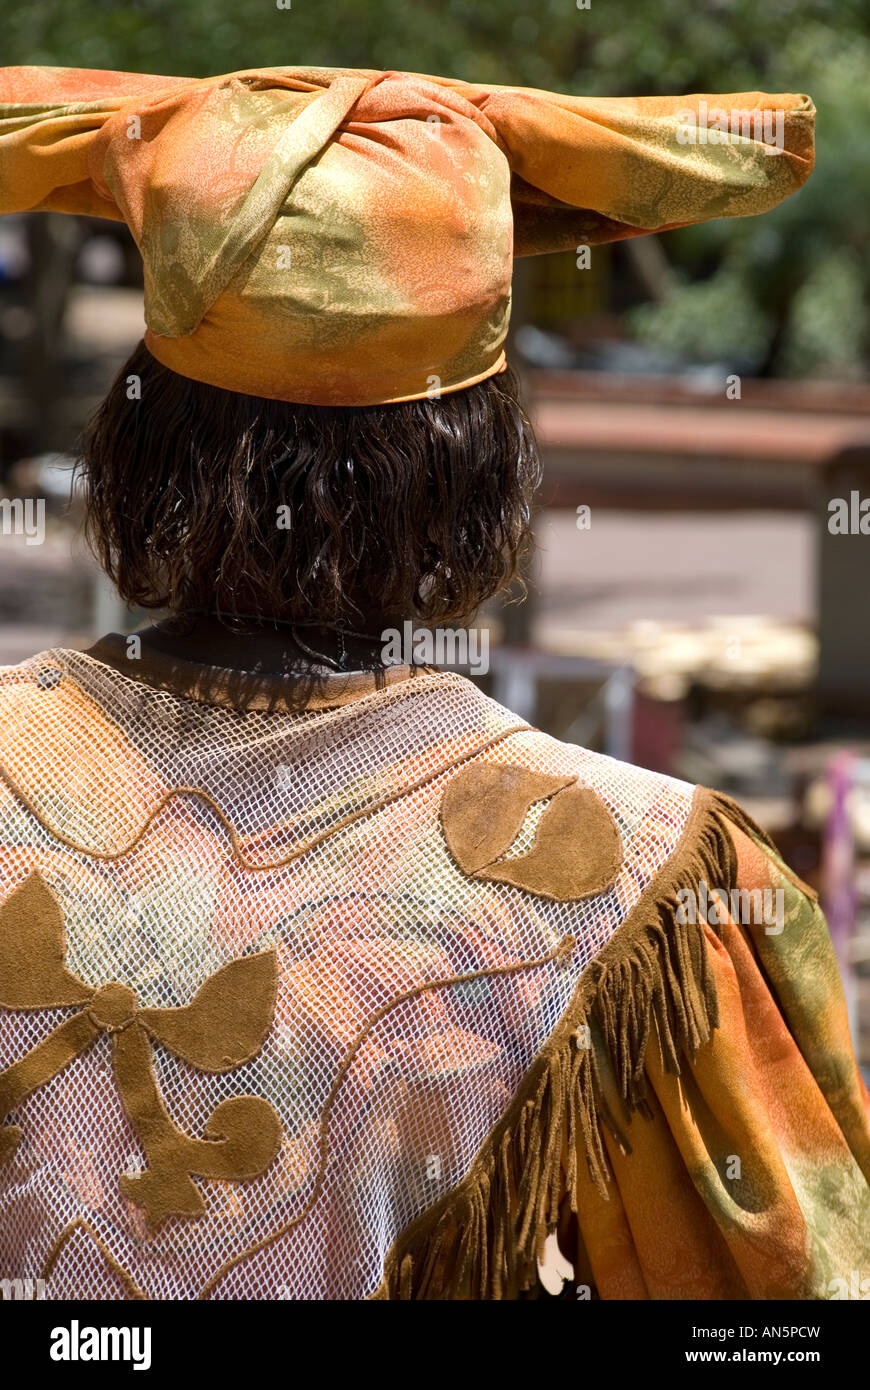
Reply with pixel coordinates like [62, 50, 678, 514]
[0, 66, 814, 403]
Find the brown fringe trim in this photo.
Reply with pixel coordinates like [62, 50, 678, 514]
[371, 785, 783, 1300]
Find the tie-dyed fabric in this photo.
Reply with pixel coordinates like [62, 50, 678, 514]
[0, 66, 814, 404]
[0, 644, 866, 1300]
[560, 829, 870, 1301]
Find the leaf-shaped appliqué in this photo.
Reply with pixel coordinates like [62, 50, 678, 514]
[140, 949, 279, 1072]
[440, 763, 622, 901]
[0, 872, 93, 1009]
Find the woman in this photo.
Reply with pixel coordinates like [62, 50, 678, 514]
[0, 64, 866, 1301]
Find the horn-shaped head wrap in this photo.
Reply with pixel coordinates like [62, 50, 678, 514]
[0, 66, 814, 405]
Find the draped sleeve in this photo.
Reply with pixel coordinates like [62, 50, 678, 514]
[377, 791, 870, 1301]
[563, 809, 870, 1301]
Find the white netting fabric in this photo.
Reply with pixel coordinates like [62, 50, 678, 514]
[0, 647, 696, 1299]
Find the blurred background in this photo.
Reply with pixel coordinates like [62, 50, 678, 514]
[2, 0, 870, 1073]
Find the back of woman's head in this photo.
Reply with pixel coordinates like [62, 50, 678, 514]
[78, 342, 541, 631]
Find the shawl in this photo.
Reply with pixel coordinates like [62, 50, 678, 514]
[0, 66, 814, 403]
[0, 642, 867, 1300]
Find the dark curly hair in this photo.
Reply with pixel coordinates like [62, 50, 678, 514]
[77, 341, 541, 632]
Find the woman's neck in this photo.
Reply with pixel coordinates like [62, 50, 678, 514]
[134, 614, 401, 677]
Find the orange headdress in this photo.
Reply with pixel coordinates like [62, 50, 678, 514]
[0, 66, 814, 404]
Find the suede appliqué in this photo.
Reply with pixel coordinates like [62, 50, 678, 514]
[440, 763, 623, 901]
[0, 871, 282, 1224]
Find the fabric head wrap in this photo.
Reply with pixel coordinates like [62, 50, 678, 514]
[0, 66, 814, 405]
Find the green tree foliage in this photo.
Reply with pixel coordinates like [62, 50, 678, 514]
[5, 0, 865, 92]
[631, 20, 870, 375]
